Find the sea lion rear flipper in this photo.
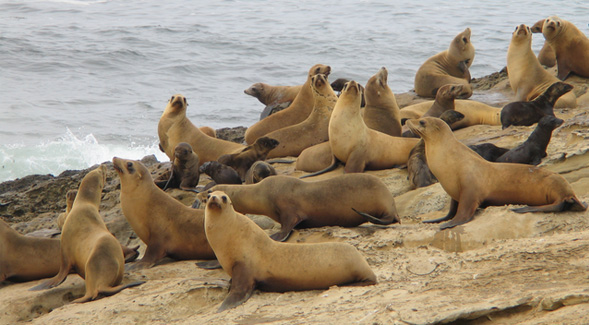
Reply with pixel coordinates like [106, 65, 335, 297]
[299, 157, 341, 179]
[512, 198, 588, 213]
[351, 208, 399, 225]
[217, 262, 256, 312]
[122, 245, 140, 263]
[423, 199, 458, 224]
[196, 260, 222, 270]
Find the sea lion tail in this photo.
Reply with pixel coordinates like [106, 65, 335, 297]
[299, 157, 340, 179]
[352, 208, 399, 225]
[98, 281, 146, 297]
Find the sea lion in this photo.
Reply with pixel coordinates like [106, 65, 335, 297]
[302, 80, 419, 177]
[203, 191, 377, 312]
[30, 165, 144, 303]
[113, 158, 215, 269]
[407, 110, 465, 189]
[199, 126, 217, 138]
[468, 143, 509, 162]
[331, 78, 366, 107]
[531, 19, 556, 67]
[244, 64, 332, 144]
[399, 99, 501, 129]
[414, 28, 474, 98]
[158, 94, 244, 163]
[195, 174, 399, 242]
[500, 81, 572, 129]
[244, 161, 276, 184]
[154, 142, 200, 190]
[263, 73, 337, 158]
[218, 136, 279, 180]
[244, 83, 303, 120]
[542, 16, 589, 80]
[407, 117, 587, 230]
[496, 115, 563, 165]
[362, 67, 402, 136]
[199, 161, 242, 191]
[507, 24, 577, 108]
[56, 189, 77, 230]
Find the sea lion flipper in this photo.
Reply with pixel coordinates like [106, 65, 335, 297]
[556, 62, 572, 81]
[351, 208, 399, 225]
[195, 260, 222, 270]
[29, 261, 70, 291]
[423, 199, 458, 224]
[299, 157, 341, 179]
[439, 198, 478, 230]
[121, 244, 140, 263]
[512, 198, 588, 213]
[217, 262, 256, 312]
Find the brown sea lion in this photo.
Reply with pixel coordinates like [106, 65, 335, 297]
[199, 161, 242, 190]
[217, 136, 279, 180]
[244, 161, 276, 184]
[400, 99, 501, 129]
[195, 174, 399, 242]
[154, 142, 200, 190]
[30, 165, 144, 303]
[542, 16, 589, 80]
[500, 81, 573, 128]
[407, 117, 587, 230]
[362, 67, 402, 136]
[414, 28, 474, 98]
[244, 83, 303, 119]
[294, 141, 333, 172]
[56, 189, 77, 230]
[203, 191, 377, 312]
[531, 19, 556, 67]
[263, 73, 337, 158]
[507, 24, 577, 108]
[302, 81, 419, 177]
[244, 64, 332, 144]
[113, 158, 215, 269]
[199, 126, 217, 138]
[158, 94, 244, 163]
[496, 115, 563, 165]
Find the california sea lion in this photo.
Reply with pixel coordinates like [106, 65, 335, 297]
[199, 126, 217, 138]
[468, 143, 509, 162]
[244, 64, 332, 144]
[500, 81, 572, 129]
[407, 117, 587, 230]
[542, 16, 589, 80]
[496, 115, 563, 165]
[362, 67, 402, 136]
[507, 24, 577, 108]
[158, 94, 244, 163]
[400, 99, 501, 129]
[199, 161, 242, 191]
[263, 73, 337, 158]
[414, 28, 474, 98]
[204, 191, 377, 312]
[244, 83, 303, 120]
[531, 19, 556, 67]
[218, 136, 279, 180]
[295, 141, 333, 172]
[154, 142, 200, 190]
[244, 161, 276, 184]
[195, 174, 399, 241]
[407, 110, 465, 189]
[113, 158, 215, 269]
[304, 81, 419, 177]
[31, 165, 144, 303]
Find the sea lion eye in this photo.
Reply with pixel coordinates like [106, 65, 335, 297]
[419, 120, 426, 127]
[462, 37, 467, 43]
[170, 96, 174, 102]
[126, 162, 134, 172]
[207, 194, 211, 199]
[514, 26, 518, 31]
[315, 67, 321, 74]
[222, 196, 227, 203]
[451, 86, 455, 91]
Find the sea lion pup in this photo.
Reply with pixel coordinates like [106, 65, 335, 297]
[542, 16, 589, 80]
[496, 115, 564, 165]
[500, 81, 572, 129]
[244, 64, 332, 144]
[531, 19, 556, 67]
[414, 28, 474, 98]
[113, 158, 215, 269]
[195, 174, 399, 242]
[56, 189, 77, 230]
[154, 142, 200, 190]
[468, 143, 509, 162]
[244, 161, 276, 184]
[407, 117, 587, 230]
[204, 191, 377, 312]
[158, 94, 244, 163]
[30, 165, 144, 303]
[262, 73, 337, 158]
[407, 110, 465, 189]
[362, 67, 402, 136]
[218, 136, 279, 179]
[244, 83, 303, 120]
[301, 81, 419, 178]
[507, 24, 577, 108]
[199, 161, 242, 191]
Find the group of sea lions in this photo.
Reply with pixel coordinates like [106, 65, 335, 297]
[2, 15, 588, 313]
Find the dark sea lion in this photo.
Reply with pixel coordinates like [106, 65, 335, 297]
[30, 165, 144, 303]
[362, 67, 402, 137]
[500, 82, 573, 129]
[496, 115, 564, 165]
[531, 19, 556, 67]
[244, 161, 276, 184]
[542, 16, 589, 80]
[468, 143, 509, 162]
[199, 161, 242, 187]
[407, 117, 587, 230]
[204, 191, 377, 312]
[154, 142, 200, 190]
[218, 137, 279, 180]
[414, 28, 474, 98]
[195, 174, 399, 242]
[330, 78, 366, 107]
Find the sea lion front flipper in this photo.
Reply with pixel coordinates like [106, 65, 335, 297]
[122, 245, 140, 263]
[343, 150, 366, 173]
[196, 260, 222, 270]
[126, 243, 165, 270]
[439, 196, 479, 230]
[217, 262, 256, 312]
[423, 199, 458, 224]
[270, 214, 303, 242]
[556, 61, 572, 81]
[29, 257, 71, 291]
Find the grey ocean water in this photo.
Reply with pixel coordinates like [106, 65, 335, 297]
[0, 0, 587, 182]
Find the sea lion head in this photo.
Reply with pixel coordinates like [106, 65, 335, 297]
[164, 94, 188, 115]
[205, 191, 231, 213]
[311, 73, 330, 93]
[339, 80, 362, 107]
[437, 84, 473, 100]
[531, 19, 545, 33]
[244, 83, 264, 99]
[538, 115, 564, 130]
[308, 64, 331, 78]
[311, 73, 337, 108]
[174, 142, 195, 161]
[542, 16, 563, 40]
[112, 157, 152, 191]
[198, 161, 217, 174]
[450, 28, 475, 64]
[253, 136, 280, 152]
[76, 164, 106, 205]
[406, 117, 449, 141]
[438, 110, 465, 126]
[545, 82, 573, 99]
[511, 24, 532, 45]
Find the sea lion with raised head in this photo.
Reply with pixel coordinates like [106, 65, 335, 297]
[244, 161, 276, 184]
[414, 28, 474, 98]
[407, 117, 587, 230]
[542, 16, 589, 80]
[154, 142, 200, 190]
[158, 94, 244, 163]
[113, 158, 215, 269]
[244, 64, 332, 144]
[468, 143, 509, 162]
[362, 67, 402, 136]
[30, 165, 144, 303]
[195, 174, 399, 242]
[507, 24, 577, 108]
[204, 191, 377, 312]
[244, 83, 303, 120]
[531, 19, 556, 67]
